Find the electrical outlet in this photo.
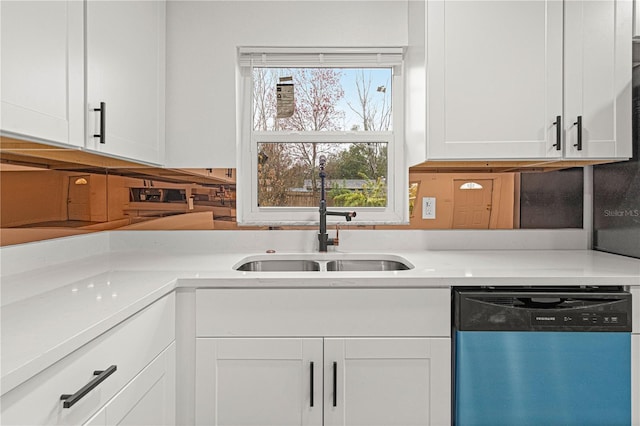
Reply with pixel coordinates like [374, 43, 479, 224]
[422, 197, 436, 219]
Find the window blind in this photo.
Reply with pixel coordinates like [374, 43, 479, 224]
[238, 47, 404, 69]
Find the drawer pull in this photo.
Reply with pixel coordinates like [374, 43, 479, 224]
[310, 361, 314, 407]
[332, 361, 337, 407]
[60, 365, 117, 408]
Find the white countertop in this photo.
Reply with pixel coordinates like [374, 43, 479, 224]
[2, 243, 640, 395]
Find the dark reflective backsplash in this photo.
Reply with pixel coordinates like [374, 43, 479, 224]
[520, 168, 584, 229]
[593, 66, 640, 259]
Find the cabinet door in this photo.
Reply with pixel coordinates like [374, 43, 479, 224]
[1, 0, 84, 146]
[195, 338, 323, 426]
[86, 0, 165, 164]
[426, 0, 563, 160]
[324, 338, 451, 426]
[634, 0, 640, 38]
[564, 0, 632, 159]
[83, 343, 176, 426]
[105, 342, 175, 426]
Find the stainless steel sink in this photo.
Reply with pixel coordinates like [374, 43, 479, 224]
[326, 259, 411, 271]
[234, 254, 413, 272]
[235, 259, 321, 272]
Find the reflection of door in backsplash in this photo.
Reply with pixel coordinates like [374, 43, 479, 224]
[452, 179, 493, 229]
[67, 175, 91, 221]
[405, 173, 515, 229]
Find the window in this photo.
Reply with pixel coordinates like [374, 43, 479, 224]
[459, 182, 484, 190]
[237, 48, 407, 225]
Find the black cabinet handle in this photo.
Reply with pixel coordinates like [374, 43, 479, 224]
[60, 365, 117, 408]
[553, 115, 562, 151]
[573, 115, 582, 151]
[310, 362, 314, 407]
[332, 361, 337, 407]
[93, 102, 106, 144]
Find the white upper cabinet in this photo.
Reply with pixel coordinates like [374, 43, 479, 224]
[427, 0, 563, 160]
[634, 0, 640, 37]
[564, 0, 632, 159]
[86, 0, 166, 165]
[1, 1, 84, 147]
[426, 0, 631, 162]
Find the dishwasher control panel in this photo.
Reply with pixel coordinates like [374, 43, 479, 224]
[454, 288, 632, 332]
[531, 311, 628, 328]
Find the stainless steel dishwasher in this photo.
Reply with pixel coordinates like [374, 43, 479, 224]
[453, 286, 632, 426]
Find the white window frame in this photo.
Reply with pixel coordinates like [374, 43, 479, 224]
[236, 47, 408, 225]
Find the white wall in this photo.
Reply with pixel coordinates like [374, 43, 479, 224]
[165, 0, 409, 168]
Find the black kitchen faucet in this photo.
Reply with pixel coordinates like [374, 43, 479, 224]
[317, 155, 356, 252]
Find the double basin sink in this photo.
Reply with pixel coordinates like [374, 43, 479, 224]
[234, 254, 413, 272]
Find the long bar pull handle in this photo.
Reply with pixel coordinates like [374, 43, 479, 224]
[60, 365, 117, 408]
[332, 361, 337, 407]
[310, 362, 314, 407]
[553, 115, 562, 151]
[93, 102, 106, 144]
[573, 116, 583, 151]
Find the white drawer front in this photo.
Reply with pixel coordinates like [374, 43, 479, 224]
[1, 293, 175, 425]
[196, 288, 450, 337]
[85, 342, 176, 426]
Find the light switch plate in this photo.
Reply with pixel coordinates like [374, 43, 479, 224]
[422, 197, 436, 219]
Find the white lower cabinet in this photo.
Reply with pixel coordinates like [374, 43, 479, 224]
[195, 338, 322, 426]
[324, 338, 449, 426]
[194, 288, 452, 426]
[85, 342, 176, 426]
[195, 337, 449, 426]
[0, 293, 175, 425]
